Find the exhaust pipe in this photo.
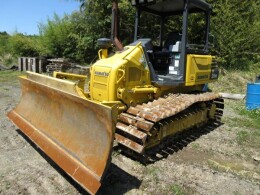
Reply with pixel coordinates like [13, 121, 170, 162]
[111, 0, 123, 51]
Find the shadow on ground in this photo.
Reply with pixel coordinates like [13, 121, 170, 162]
[115, 120, 224, 164]
[97, 164, 141, 195]
[15, 119, 222, 194]
[16, 129, 141, 195]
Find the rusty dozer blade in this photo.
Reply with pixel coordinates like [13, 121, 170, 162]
[7, 72, 116, 195]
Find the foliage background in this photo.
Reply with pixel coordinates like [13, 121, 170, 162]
[0, 0, 259, 69]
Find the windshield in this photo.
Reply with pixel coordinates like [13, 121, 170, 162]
[187, 12, 207, 49]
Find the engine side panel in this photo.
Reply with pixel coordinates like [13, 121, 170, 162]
[90, 45, 155, 107]
[185, 54, 219, 86]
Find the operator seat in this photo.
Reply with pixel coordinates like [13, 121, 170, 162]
[164, 31, 182, 51]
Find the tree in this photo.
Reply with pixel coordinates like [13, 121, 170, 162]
[9, 33, 40, 57]
[39, 14, 72, 57]
[208, 0, 260, 69]
[0, 32, 10, 56]
[38, 0, 259, 68]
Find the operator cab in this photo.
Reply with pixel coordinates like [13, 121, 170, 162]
[130, 0, 213, 86]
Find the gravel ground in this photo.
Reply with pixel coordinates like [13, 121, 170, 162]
[0, 70, 259, 195]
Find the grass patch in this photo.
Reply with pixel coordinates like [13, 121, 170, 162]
[210, 71, 253, 94]
[236, 131, 250, 144]
[209, 66, 260, 148]
[190, 142, 200, 149]
[170, 184, 187, 195]
[233, 191, 242, 195]
[207, 159, 254, 179]
[146, 166, 160, 182]
[237, 129, 260, 148]
[225, 117, 259, 129]
[145, 166, 168, 187]
[222, 99, 260, 148]
[208, 159, 224, 172]
[231, 101, 260, 128]
[0, 70, 23, 83]
[209, 62, 260, 94]
[234, 105, 260, 147]
[239, 108, 260, 121]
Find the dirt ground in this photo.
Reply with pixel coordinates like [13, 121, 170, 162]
[0, 70, 259, 195]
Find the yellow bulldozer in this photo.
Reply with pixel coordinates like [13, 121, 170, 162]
[8, 0, 224, 194]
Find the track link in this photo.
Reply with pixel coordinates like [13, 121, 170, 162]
[115, 92, 224, 156]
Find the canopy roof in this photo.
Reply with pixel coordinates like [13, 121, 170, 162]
[130, 0, 212, 16]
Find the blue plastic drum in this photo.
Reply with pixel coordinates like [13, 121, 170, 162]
[246, 83, 260, 110]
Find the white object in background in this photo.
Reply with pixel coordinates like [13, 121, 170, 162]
[174, 60, 179, 67]
[169, 41, 181, 52]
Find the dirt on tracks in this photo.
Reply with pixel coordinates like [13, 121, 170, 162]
[0, 70, 259, 195]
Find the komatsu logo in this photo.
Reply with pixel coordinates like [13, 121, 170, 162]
[95, 71, 109, 77]
[197, 75, 208, 80]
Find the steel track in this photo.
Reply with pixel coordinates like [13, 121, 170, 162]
[115, 92, 224, 162]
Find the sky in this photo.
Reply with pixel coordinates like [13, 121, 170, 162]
[0, 0, 81, 35]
